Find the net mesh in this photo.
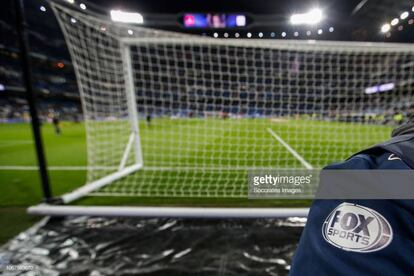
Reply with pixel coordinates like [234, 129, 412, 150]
[52, 3, 414, 197]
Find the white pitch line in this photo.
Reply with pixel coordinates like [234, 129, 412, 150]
[0, 166, 97, 171]
[0, 165, 294, 171]
[267, 128, 313, 170]
[0, 140, 33, 144]
[0, 141, 33, 148]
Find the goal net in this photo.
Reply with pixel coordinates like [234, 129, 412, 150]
[51, 3, 414, 201]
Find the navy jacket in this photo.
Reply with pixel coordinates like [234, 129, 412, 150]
[290, 135, 414, 275]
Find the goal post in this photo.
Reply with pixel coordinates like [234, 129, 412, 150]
[57, 42, 145, 204]
[28, 2, 414, 217]
[120, 42, 143, 168]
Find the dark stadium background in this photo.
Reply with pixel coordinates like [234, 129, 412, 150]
[1, 0, 413, 125]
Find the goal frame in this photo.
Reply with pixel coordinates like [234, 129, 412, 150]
[55, 36, 380, 206]
[27, 37, 309, 218]
[27, 35, 414, 218]
[33, 1, 414, 218]
[53, 42, 145, 205]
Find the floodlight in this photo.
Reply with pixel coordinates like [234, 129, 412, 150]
[110, 10, 144, 24]
[400, 11, 409, 20]
[390, 18, 399, 26]
[290, 8, 323, 25]
[381, 23, 390, 33]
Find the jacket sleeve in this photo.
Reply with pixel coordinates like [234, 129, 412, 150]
[289, 152, 414, 276]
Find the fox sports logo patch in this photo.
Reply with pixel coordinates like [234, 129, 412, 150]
[322, 202, 392, 253]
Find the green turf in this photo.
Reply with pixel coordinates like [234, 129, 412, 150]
[0, 122, 86, 244]
[84, 118, 392, 197]
[0, 122, 87, 167]
[0, 207, 40, 245]
[0, 119, 393, 203]
[0, 120, 393, 244]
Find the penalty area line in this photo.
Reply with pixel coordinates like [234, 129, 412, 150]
[267, 128, 313, 170]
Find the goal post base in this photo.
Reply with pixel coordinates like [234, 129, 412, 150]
[61, 163, 143, 204]
[27, 205, 309, 218]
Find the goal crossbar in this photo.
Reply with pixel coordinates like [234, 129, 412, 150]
[119, 37, 414, 52]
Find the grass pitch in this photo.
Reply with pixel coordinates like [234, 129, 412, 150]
[0, 119, 392, 243]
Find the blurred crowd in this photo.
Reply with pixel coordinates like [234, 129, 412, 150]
[0, 10, 81, 123]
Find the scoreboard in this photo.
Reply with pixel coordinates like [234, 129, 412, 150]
[182, 13, 248, 28]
